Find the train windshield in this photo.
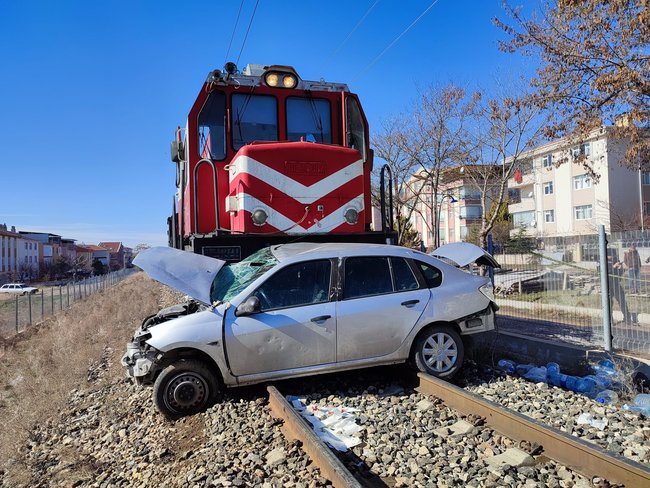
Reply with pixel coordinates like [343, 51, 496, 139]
[286, 97, 331, 143]
[198, 91, 226, 160]
[232, 94, 278, 150]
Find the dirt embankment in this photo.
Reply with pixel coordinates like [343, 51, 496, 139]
[0, 274, 178, 486]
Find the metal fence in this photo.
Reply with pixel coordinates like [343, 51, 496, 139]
[0, 269, 134, 337]
[493, 227, 650, 359]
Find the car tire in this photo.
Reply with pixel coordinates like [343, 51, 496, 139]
[411, 325, 464, 379]
[153, 359, 219, 419]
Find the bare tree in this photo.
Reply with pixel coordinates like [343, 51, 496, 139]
[496, 0, 650, 171]
[462, 93, 541, 248]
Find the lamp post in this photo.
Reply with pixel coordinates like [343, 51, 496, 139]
[437, 194, 458, 249]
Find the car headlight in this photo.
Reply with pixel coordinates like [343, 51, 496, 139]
[479, 282, 495, 301]
[251, 208, 268, 226]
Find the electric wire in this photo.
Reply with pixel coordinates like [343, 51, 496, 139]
[323, 0, 381, 67]
[236, 0, 261, 66]
[224, 0, 245, 65]
[352, 0, 441, 82]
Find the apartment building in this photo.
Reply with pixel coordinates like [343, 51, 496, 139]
[0, 226, 40, 283]
[508, 127, 643, 240]
[19, 232, 63, 265]
[407, 167, 498, 250]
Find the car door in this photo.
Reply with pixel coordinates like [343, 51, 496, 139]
[225, 258, 336, 377]
[336, 256, 430, 362]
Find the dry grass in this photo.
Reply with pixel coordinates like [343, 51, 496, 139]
[0, 273, 165, 474]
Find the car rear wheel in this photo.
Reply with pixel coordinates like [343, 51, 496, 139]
[412, 325, 464, 379]
[153, 359, 218, 419]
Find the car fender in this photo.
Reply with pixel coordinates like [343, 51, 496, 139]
[146, 308, 235, 385]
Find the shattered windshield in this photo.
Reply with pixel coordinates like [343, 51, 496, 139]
[210, 247, 278, 303]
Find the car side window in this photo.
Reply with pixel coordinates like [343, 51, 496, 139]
[416, 261, 443, 288]
[391, 258, 419, 291]
[253, 260, 331, 311]
[343, 257, 393, 299]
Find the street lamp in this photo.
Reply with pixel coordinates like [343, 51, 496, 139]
[437, 194, 458, 249]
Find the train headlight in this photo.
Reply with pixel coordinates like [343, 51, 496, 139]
[282, 74, 297, 88]
[265, 73, 279, 87]
[251, 208, 268, 226]
[344, 208, 359, 225]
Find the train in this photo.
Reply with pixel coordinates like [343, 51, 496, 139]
[168, 62, 395, 261]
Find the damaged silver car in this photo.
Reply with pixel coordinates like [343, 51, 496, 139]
[122, 242, 499, 418]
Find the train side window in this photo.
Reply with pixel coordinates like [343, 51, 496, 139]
[232, 94, 278, 150]
[415, 261, 443, 288]
[198, 91, 226, 160]
[286, 97, 332, 143]
[345, 97, 366, 161]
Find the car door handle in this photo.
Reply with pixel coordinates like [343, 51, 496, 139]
[311, 315, 331, 323]
[401, 299, 420, 307]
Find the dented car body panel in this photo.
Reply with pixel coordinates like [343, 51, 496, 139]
[123, 242, 498, 391]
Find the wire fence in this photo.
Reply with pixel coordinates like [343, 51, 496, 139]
[0, 269, 134, 337]
[493, 230, 650, 359]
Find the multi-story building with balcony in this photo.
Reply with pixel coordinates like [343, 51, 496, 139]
[508, 127, 644, 243]
[1, 225, 40, 282]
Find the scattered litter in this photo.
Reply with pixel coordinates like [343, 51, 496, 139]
[286, 395, 362, 451]
[576, 412, 608, 431]
[622, 393, 650, 416]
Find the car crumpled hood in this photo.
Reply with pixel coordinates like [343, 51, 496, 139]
[133, 247, 225, 306]
[432, 242, 500, 268]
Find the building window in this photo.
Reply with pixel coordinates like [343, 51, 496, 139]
[513, 211, 535, 227]
[508, 188, 521, 204]
[574, 204, 593, 220]
[572, 143, 591, 158]
[460, 206, 482, 219]
[542, 154, 553, 168]
[459, 186, 481, 200]
[543, 182, 554, 195]
[544, 210, 555, 223]
[643, 172, 650, 185]
[644, 202, 650, 216]
[573, 174, 592, 190]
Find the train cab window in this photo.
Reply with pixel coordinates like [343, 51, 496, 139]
[286, 97, 332, 143]
[345, 97, 366, 161]
[198, 91, 226, 160]
[232, 94, 278, 150]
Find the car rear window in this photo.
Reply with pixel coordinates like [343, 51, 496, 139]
[391, 258, 419, 291]
[415, 261, 443, 288]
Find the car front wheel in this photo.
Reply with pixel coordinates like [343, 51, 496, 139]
[153, 359, 218, 419]
[412, 325, 464, 379]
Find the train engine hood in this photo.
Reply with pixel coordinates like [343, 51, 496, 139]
[133, 247, 225, 306]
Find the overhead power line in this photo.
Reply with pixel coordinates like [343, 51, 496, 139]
[324, 0, 381, 67]
[224, 0, 245, 64]
[236, 0, 261, 66]
[352, 0, 441, 82]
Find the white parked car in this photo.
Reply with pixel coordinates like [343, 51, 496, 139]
[0, 283, 39, 295]
[123, 242, 499, 418]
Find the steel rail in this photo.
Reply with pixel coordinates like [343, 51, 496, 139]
[266, 386, 362, 488]
[416, 372, 650, 487]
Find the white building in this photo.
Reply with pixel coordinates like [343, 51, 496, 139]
[0, 226, 40, 283]
[508, 127, 645, 238]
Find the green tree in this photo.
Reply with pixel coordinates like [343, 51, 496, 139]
[92, 258, 107, 276]
[397, 214, 422, 250]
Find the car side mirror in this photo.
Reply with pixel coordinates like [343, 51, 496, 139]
[235, 296, 261, 317]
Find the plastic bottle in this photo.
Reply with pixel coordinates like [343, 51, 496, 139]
[497, 359, 516, 374]
[515, 364, 535, 376]
[547, 373, 567, 387]
[595, 389, 619, 405]
[523, 366, 548, 383]
[583, 374, 611, 391]
[633, 393, 650, 408]
[546, 362, 560, 375]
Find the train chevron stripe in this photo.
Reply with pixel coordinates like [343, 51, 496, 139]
[239, 193, 365, 234]
[230, 155, 363, 204]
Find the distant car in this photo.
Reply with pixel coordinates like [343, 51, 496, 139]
[122, 242, 499, 418]
[0, 283, 39, 295]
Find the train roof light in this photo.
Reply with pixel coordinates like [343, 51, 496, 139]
[265, 72, 279, 87]
[282, 74, 297, 88]
[262, 66, 300, 89]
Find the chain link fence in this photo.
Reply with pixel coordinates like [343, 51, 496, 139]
[0, 269, 135, 337]
[493, 230, 650, 359]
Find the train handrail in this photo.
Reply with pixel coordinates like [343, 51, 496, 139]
[379, 164, 394, 234]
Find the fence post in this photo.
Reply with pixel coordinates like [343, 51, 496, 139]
[67, 282, 70, 307]
[28, 292, 32, 326]
[41, 289, 44, 321]
[59, 286, 63, 310]
[51, 287, 54, 314]
[599, 224, 613, 352]
[15, 294, 18, 333]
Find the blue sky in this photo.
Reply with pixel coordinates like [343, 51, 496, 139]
[0, 0, 537, 247]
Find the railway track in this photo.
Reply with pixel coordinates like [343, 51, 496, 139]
[265, 370, 650, 487]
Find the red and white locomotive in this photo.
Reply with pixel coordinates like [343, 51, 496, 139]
[168, 62, 394, 260]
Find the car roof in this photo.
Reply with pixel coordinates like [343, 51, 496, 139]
[269, 242, 428, 262]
